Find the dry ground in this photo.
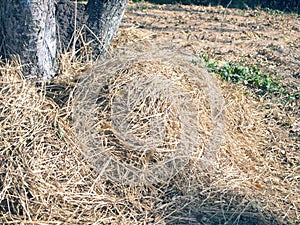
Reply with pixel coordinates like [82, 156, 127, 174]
[116, 2, 300, 99]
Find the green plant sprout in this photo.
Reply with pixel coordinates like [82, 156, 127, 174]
[203, 56, 300, 104]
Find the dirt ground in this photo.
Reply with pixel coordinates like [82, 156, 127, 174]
[116, 3, 300, 94]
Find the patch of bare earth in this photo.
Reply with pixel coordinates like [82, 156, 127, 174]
[117, 3, 300, 97]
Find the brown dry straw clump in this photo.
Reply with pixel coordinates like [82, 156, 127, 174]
[0, 42, 299, 224]
[0, 62, 107, 223]
[214, 82, 300, 224]
[73, 44, 225, 185]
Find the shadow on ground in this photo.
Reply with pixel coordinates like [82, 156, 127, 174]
[160, 182, 283, 225]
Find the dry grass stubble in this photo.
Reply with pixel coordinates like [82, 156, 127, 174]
[0, 42, 299, 224]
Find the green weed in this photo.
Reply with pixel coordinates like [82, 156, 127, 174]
[262, 7, 284, 15]
[132, 0, 146, 2]
[203, 56, 299, 104]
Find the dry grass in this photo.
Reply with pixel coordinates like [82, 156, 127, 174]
[1, 41, 299, 224]
[73, 43, 225, 185]
[0, 9, 299, 224]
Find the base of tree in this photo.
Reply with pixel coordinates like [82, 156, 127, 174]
[0, 0, 128, 80]
[55, 0, 87, 52]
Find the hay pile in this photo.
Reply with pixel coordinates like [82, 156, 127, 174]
[0, 43, 299, 224]
[0, 62, 106, 223]
[73, 44, 225, 185]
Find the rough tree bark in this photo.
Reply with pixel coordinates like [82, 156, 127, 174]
[85, 0, 128, 57]
[0, 0, 128, 81]
[0, 0, 57, 81]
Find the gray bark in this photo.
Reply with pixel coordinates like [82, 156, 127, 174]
[0, 0, 128, 81]
[86, 0, 128, 58]
[0, 0, 57, 81]
[55, 0, 88, 52]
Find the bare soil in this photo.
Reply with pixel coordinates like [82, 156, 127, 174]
[116, 2, 300, 113]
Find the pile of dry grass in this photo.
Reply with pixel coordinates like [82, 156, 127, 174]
[0, 42, 299, 224]
[217, 83, 300, 225]
[73, 43, 225, 185]
[0, 62, 107, 223]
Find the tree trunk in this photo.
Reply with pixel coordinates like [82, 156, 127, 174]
[85, 0, 128, 58]
[0, 0, 57, 81]
[0, 0, 128, 81]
